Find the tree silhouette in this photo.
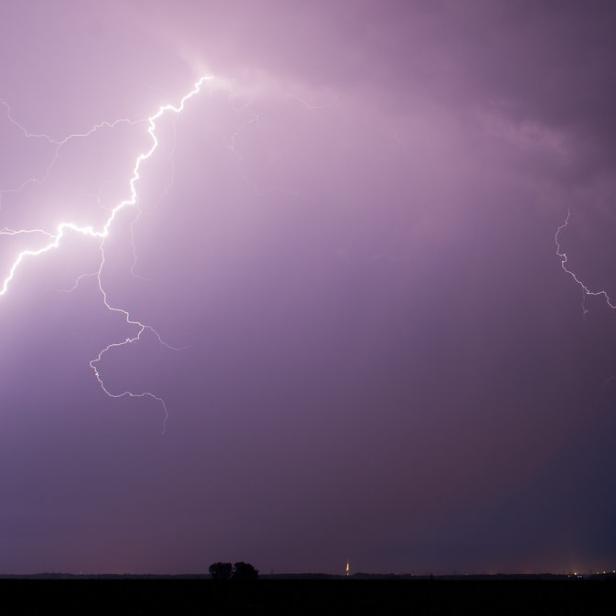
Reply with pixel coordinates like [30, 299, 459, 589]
[232, 562, 259, 580]
[209, 562, 233, 580]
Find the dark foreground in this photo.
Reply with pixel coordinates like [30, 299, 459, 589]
[2, 578, 615, 615]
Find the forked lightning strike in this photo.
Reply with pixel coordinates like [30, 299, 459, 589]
[1, 75, 214, 432]
[0, 100, 143, 212]
[555, 209, 616, 310]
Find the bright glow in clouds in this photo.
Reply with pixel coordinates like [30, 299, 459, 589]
[0, 75, 215, 432]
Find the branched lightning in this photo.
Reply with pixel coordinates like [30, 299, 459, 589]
[1, 75, 214, 432]
[555, 209, 616, 311]
[59, 270, 99, 294]
[0, 226, 54, 238]
[0, 98, 145, 212]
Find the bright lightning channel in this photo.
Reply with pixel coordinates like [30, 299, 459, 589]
[1, 75, 214, 432]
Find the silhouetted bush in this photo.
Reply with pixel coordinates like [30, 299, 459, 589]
[232, 562, 259, 580]
[209, 562, 233, 580]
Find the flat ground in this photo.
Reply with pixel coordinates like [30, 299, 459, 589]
[1, 578, 615, 615]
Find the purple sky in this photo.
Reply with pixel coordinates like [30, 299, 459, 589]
[1, 0, 616, 575]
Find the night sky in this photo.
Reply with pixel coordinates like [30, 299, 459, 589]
[1, 0, 616, 575]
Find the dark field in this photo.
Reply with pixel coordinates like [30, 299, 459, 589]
[2, 578, 616, 615]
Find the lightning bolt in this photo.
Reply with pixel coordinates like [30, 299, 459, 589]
[1, 75, 214, 433]
[0, 98, 144, 212]
[555, 209, 616, 311]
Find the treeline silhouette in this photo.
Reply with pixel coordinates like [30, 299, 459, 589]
[209, 562, 258, 580]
